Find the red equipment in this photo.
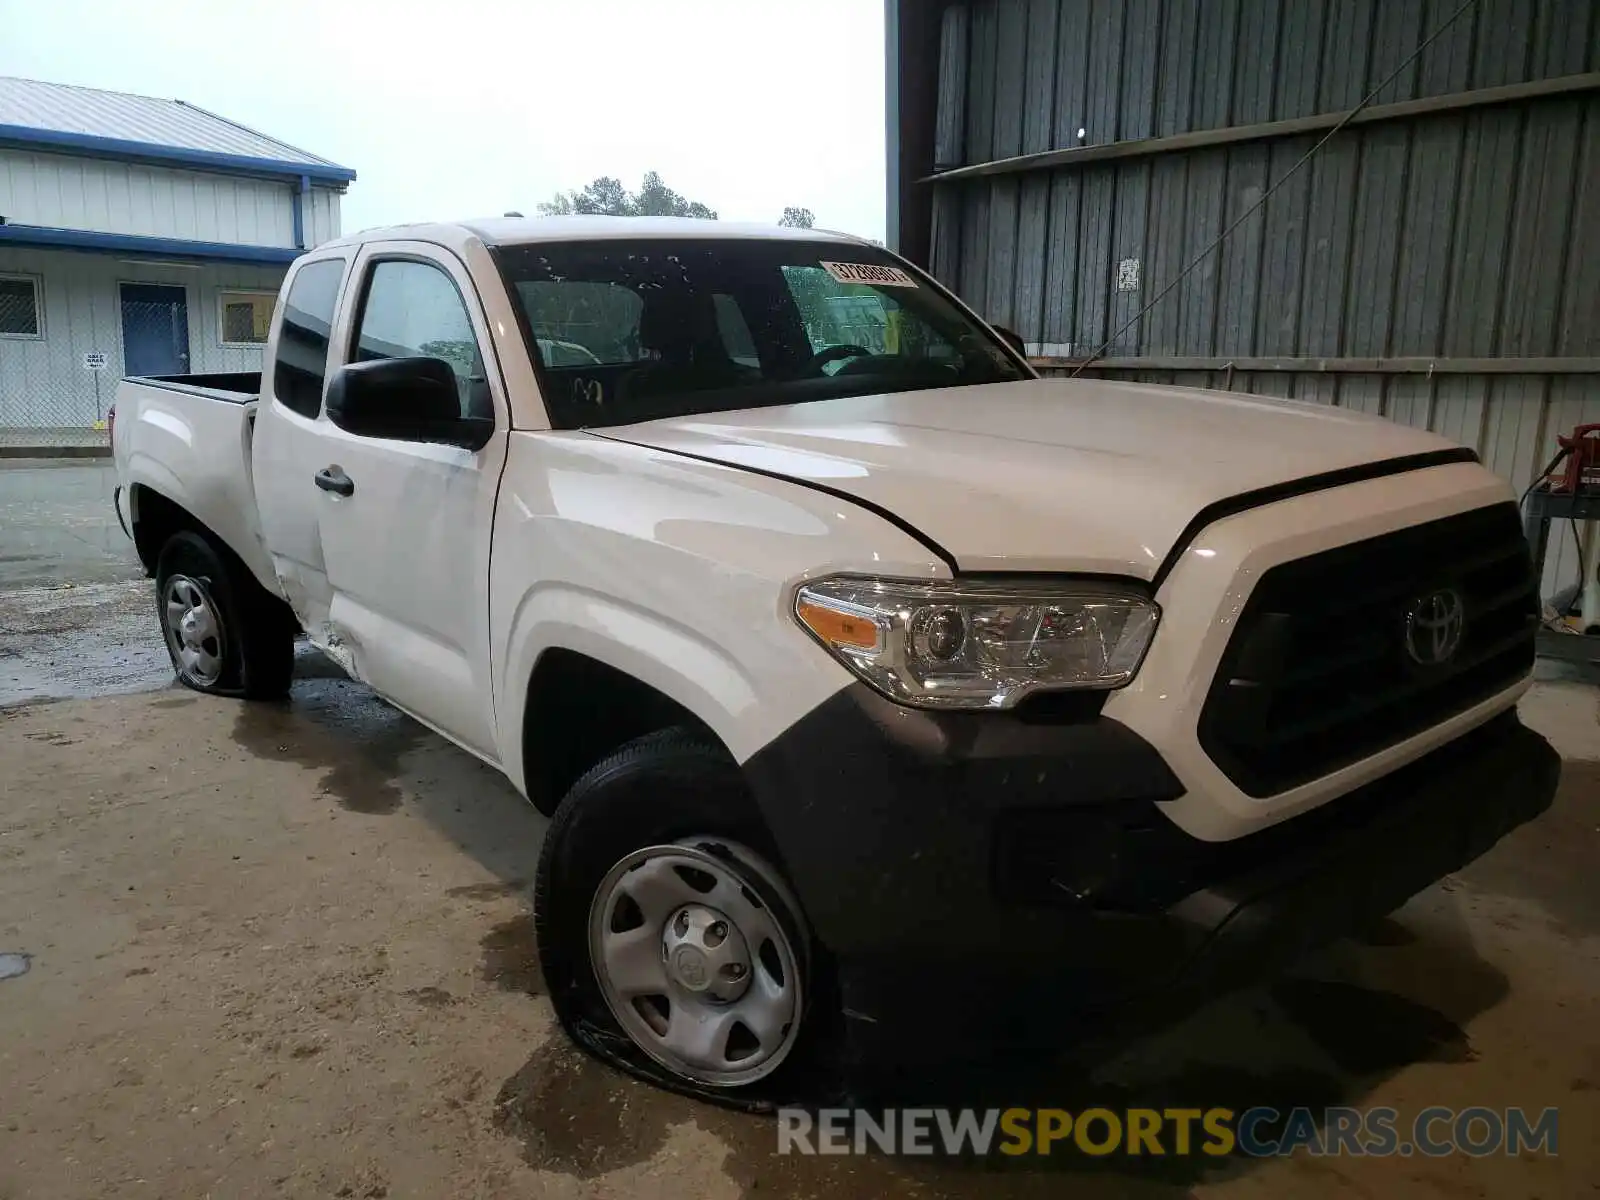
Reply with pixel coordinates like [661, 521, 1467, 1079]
[1553, 424, 1600, 494]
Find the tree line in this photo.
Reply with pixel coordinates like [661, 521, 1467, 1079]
[537, 173, 812, 228]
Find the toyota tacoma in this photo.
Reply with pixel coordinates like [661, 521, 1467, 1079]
[112, 216, 1558, 1097]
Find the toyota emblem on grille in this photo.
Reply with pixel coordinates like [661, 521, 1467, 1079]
[1404, 588, 1466, 666]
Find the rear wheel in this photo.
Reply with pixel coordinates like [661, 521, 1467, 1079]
[535, 729, 820, 1092]
[155, 530, 294, 699]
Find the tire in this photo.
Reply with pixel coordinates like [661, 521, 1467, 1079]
[535, 729, 833, 1103]
[154, 529, 295, 700]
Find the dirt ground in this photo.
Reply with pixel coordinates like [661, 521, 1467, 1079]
[1, 461, 1598, 1198]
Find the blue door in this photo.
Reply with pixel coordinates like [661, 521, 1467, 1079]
[120, 284, 191, 376]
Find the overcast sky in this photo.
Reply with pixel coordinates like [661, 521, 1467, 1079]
[0, 0, 888, 240]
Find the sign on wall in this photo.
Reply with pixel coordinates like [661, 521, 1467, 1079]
[82, 352, 109, 371]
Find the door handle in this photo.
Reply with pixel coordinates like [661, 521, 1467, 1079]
[314, 466, 355, 497]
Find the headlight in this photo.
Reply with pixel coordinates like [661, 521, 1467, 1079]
[793, 576, 1159, 710]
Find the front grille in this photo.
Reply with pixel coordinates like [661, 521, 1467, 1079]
[1198, 502, 1537, 797]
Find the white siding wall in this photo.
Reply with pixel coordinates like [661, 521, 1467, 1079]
[0, 149, 295, 247]
[0, 245, 285, 430]
[307, 186, 341, 247]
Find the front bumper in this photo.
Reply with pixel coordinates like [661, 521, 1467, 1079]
[742, 685, 1558, 1054]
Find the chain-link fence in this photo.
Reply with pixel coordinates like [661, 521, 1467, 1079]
[2, 284, 86, 450]
[0, 295, 185, 452]
[0, 274, 113, 452]
[0, 278, 126, 453]
[0, 262, 279, 455]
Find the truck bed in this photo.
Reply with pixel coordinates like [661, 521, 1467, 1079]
[129, 372, 262, 403]
[112, 373, 277, 593]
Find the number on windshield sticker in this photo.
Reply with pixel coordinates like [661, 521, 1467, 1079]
[820, 262, 920, 288]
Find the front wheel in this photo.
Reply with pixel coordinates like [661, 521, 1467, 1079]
[155, 530, 294, 699]
[535, 730, 823, 1094]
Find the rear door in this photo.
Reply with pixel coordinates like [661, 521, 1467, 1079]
[310, 242, 507, 758]
[254, 254, 351, 633]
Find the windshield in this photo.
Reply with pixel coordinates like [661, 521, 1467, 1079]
[492, 238, 1031, 429]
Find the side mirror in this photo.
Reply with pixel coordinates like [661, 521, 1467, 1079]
[325, 357, 493, 450]
[991, 324, 1028, 360]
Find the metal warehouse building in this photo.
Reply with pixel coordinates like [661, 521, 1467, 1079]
[886, 0, 1599, 602]
[0, 76, 354, 447]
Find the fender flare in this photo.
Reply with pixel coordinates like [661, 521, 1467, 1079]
[497, 585, 768, 799]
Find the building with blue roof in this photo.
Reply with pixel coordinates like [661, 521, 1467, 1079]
[0, 75, 356, 444]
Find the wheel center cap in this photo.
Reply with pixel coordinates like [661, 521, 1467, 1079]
[671, 945, 710, 991]
[661, 902, 752, 1002]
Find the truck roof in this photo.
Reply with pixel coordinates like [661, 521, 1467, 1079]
[322, 216, 871, 255]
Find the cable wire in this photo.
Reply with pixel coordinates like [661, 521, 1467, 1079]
[1517, 446, 1591, 628]
[1069, 0, 1481, 378]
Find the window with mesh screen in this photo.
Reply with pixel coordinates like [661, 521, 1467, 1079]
[219, 291, 276, 345]
[0, 276, 41, 338]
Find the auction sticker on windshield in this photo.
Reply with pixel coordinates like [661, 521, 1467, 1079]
[821, 261, 919, 287]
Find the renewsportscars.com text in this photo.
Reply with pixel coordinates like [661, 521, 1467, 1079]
[777, 1106, 1559, 1158]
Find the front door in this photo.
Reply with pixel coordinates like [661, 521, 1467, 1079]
[119, 284, 191, 376]
[311, 244, 507, 759]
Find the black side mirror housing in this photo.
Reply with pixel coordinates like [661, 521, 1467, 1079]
[325, 357, 493, 450]
[991, 324, 1028, 360]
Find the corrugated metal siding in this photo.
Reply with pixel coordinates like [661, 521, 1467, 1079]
[0, 149, 296, 247]
[307, 188, 342, 248]
[933, 4, 970, 169]
[0, 245, 283, 429]
[930, 0, 1600, 602]
[1021, 0, 1059, 153]
[935, 98, 1600, 360]
[948, 0, 1597, 154]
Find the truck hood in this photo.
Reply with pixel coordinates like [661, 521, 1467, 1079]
[599, 378, 1467, 579]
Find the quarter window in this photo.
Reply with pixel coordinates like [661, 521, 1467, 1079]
[0, 275, 42, 339]
[273, 259, 345, 418]
[353, 260, 491, 419]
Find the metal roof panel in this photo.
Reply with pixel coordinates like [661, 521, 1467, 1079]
[0, 76, 352, 177]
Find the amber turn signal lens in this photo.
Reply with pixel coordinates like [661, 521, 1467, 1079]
[797, 597, 881, 651]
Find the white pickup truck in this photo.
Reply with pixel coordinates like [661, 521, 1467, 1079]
[113, 216, 1558, 1096]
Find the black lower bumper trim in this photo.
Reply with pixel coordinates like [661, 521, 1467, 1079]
[742, 683, 1186, 959]
[745, 684, 1558, 1058]
[1165, 711, 1555, 997]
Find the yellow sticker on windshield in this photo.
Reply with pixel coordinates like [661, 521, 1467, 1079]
[820, 261, 919, 287]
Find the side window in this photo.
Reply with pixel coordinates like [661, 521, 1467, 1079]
[273, 259, 344, 417]
[353, 260, 491, 419]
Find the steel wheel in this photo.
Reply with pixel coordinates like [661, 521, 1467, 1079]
[588, 837, 805, 1087]
[162, 573, 226, 687]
